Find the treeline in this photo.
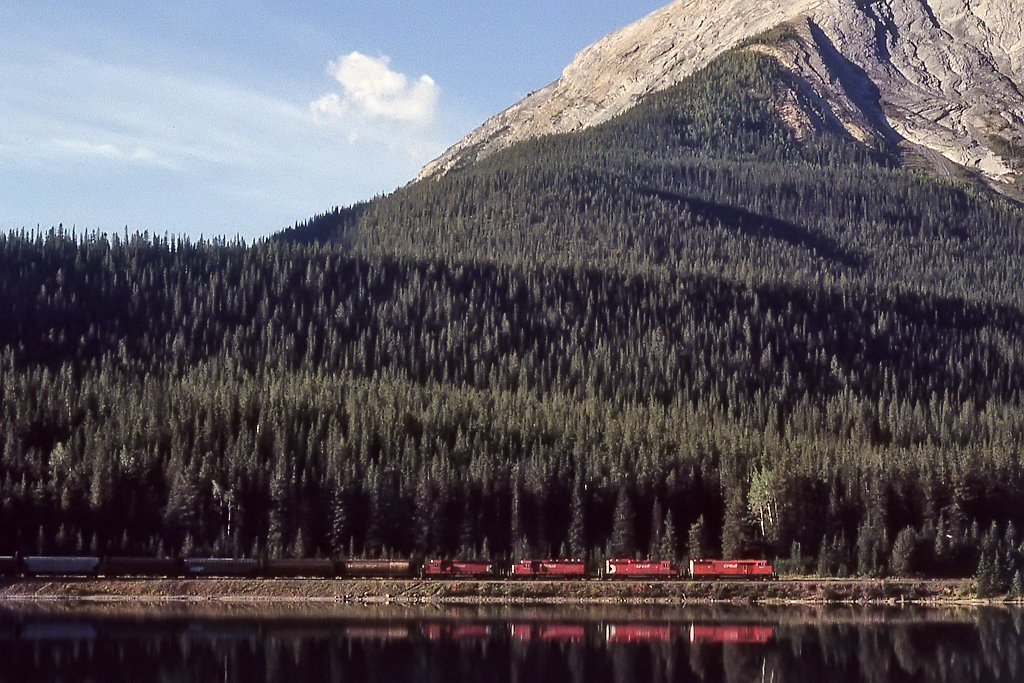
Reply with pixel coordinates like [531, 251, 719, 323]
[1, 231, 1022, 585]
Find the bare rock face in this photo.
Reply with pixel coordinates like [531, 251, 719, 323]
[417, 0, 1024, 191]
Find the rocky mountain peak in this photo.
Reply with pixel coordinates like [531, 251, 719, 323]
[418, 0, 1024, 193]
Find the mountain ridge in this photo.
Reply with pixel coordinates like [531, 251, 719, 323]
[418, 0, 1024, 196]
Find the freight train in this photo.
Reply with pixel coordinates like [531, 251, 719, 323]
[0, 554, 774, 580]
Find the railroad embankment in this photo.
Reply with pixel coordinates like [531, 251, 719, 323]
[0, 577, 993, 605]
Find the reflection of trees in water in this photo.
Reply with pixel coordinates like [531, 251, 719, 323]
[2, 613, 1024, 682]
[688, 640, 709, 680]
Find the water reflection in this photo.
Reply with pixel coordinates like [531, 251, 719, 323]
[0, 604, 1021, 683]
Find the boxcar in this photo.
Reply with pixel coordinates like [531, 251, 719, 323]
[102, 557, 182, 577]
[422, 559, 496, 578]
[23, 556, 101, 575]
[604, 559, 677, 578]
[688, 559, 774, 579]
[510, 559, 586, 578]
[183, 558, 260, 576]
[264, 558, 336, 577]
[341, 559, 416, 578]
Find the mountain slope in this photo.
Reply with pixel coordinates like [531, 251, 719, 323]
[418, 0, 1024, 196]
[286, 48, 1024, 308]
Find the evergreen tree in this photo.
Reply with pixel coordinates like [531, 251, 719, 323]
[610, 487, 636, 557]
[889, 526, 917, 577]
[687, 515, 709, 563]
[722, 486, 748, 559]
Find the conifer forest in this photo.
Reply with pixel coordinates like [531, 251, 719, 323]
[2, 47, 1023, 587]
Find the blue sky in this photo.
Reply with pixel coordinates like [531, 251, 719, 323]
[2, 1, 665, 240]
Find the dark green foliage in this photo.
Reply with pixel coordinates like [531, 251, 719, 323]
[976, 550, 997, 598]
[1011, 570, 1023, 599]
[889, 526, 918, 576]
[1, 228, 1023, 567]
[610, 488, 636, 557]
[686, 515, 709, 564]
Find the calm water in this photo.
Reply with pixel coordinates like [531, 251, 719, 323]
[0, 602, 1021, 682]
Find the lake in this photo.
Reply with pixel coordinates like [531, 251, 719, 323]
[0, 602, 1021, 682]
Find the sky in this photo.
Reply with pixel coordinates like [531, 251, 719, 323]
[1, 0, 666, 240]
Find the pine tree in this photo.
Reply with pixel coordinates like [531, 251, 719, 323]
[889, 526, 917, 577]
[1010, 570, 1023, 599]
[976, 549, 996, 599]
[610, 487, 636, 557]
[687, 514, 708, 562]
[722, 486, 748, 559]
[657, 510, 678, 561]
[568, 475, 586, 558]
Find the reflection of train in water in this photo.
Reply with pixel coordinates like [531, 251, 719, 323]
[0, 554, 773, 580]
[6, 618, 773, 645]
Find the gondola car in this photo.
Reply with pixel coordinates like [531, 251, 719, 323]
[510, 559, 586, 578]
[688, 559, 774, 579]
[422, 559, 496, 578]
[604, 558, 677, 578]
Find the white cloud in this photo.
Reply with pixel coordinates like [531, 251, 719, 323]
[312, 52, 439, 126]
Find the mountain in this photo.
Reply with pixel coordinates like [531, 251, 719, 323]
[419, 0, 1024, 198]
[285, 11, 1024, 309]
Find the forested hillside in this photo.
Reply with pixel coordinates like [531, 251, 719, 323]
[2, 46, 1024, 588]
[0, 229, 1022, 586]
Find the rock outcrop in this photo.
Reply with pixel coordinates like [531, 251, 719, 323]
[417, 0, 1024, 191]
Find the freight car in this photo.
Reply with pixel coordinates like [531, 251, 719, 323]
[23, 556, 102, 576]
[422, 559, 496, 578]
[341, 559, 416, 578]
[184, 558, 260, 576]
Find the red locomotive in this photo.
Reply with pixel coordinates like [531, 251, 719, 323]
[604, 558, 677, 578]
[510, 558, 586, 578]
[688, 559, 774, 579]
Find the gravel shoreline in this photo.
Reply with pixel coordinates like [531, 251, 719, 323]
[0, 577, 998, 606]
